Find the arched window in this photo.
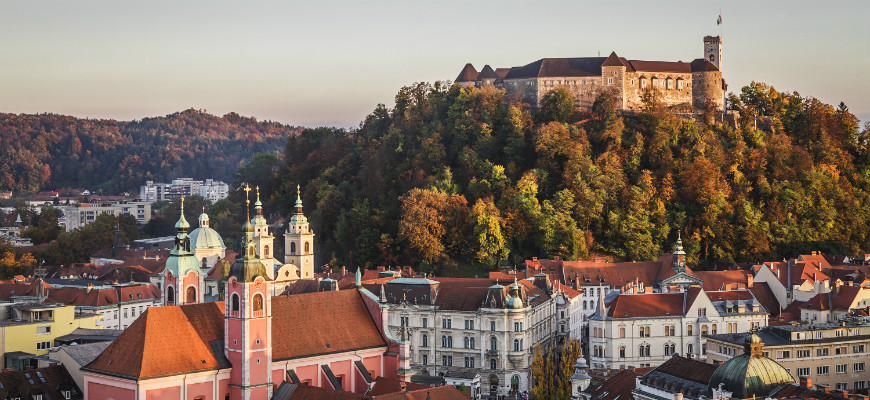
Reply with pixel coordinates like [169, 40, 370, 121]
[252, 294, 263, 312]
[469, 337, 475, 349]
[231, 294, 240, 312]
[583, 300, 587, 310]
[639, 345, 644, 357]
[422, 334, 428, 347]
[448, 336, 453, 348]
[513, 339, 520, 351]
[464, 337, 469, 349]
[619, 346, 625, 358]
[186, 286, 196, 303]
[687, 343, 694, 355]
[290, 242, 296, 254]
[664, 344, 671, 356]
[166, 286, 175, 304]
[442, 335, 448, 348]
[670, 344, 676, 355]
[645, 345, 651, 356]
[202, 258, 208, 269]
[264, 245, 270, 258]
[304, 242, 310, 254]
[687, 324, 693, 336]
[490, 337, 497, 352]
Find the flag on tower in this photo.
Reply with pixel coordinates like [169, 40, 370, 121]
[717, 13, 722, 25]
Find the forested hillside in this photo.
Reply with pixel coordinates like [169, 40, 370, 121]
[266, 82, 868, 272]
[0, 109, 300, 194]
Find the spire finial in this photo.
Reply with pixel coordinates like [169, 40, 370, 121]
[243, 184, 251, 221]
[256, 185, 260, 200]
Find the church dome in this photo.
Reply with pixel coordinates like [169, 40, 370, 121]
[505, 294, 524, 309]
[189, 226, 225, 250]
[708, 332, 794, 398]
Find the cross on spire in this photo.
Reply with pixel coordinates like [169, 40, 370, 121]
[243, 184, 251, 221]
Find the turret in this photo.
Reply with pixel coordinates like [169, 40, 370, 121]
[673, 232, 686, 273]
[161, 198, 206, 306]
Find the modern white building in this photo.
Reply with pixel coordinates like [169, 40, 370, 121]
[60, 201, 151, 231]
[139, 178, 229, 203]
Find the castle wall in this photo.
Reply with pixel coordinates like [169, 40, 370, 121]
[623, 71, 694, 110]
[692, 71, 724, 109]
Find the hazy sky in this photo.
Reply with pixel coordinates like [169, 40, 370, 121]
[1, 1, 868, 127]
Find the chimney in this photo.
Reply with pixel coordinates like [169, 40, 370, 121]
[842, 390, 849, 398]
[823, 386, 830, 394]
[747, 274, 754, 288]
[554, 256, 560, 261]
[341, 266, 346, 276]
[399, 382, 407, 392]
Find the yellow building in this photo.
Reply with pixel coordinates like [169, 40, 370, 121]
[0, 302, 101, 369]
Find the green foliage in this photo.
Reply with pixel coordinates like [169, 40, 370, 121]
[35, 213, 145, 265]
[539, 87, 575, 123]
[0, 109, 299, 194]
[268, 82, 868, 270]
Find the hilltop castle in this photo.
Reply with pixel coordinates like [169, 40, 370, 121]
[456, 36, 725, 112]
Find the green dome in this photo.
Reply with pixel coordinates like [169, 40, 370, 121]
[164, 252, 202, 277]
[708, 333, 794, 398]
[190, 226, 226, 250]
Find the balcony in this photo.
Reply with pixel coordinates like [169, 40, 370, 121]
[486, 350, 499, 356]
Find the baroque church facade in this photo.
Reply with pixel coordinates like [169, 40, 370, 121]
[81, 189, 408, 400]
[456, 35, 725, 112]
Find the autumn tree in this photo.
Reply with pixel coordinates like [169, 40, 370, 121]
[539, 87, 575, 123]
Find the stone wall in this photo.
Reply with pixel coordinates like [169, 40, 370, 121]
[692, 71, 724, 109]
[624, 71, 693, 110]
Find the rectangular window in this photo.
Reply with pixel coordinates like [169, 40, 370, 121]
[777, 350, 791, 359]
[836, 364, 847, 374]
[36, 341, 51, 350]
[817, 366, 829, 375]
[37, 326, 51, 335]
[836, 383, 848, 391]
[400, 317, 408, 327]
[797, 349, 811, 358]
[855, 381, 866, 390]
[443, 318, 451, 329]
[817, 348, 829, 357]
[491, 321, 496, 331]
[854, 362, 865, 372]
[514, 322, 522, 332]
[835, 346, 847, 355]
[422, 354, 428, 365]
[422, 318, 428, 328]
[853, 345, 865, 353]
[797, 368, 810, 377]
[465, 320, 474, 330]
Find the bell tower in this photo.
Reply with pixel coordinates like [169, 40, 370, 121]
[251, 187, 277, 279]
[225, 184, 274, 400]
[284, 184, 315, 279]
[161, 197, 206, 306]
[704, 35, 722, 71]
[672, 232, 686, 274]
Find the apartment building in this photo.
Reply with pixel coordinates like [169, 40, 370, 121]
[706, 322, 870, 392]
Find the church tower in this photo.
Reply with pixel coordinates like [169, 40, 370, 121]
[161, 198, 206, 306]
[704, 35, 722, 71]
[672, 232, 687, 273]
[251, 187, 278, 279]
[225, 185, 274, 400]
[284, 185, 314, 279]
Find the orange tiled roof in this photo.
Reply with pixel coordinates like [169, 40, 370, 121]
[750, 282, 782, 317]
[606, 292, 686, 318]
[86, 289, 388, 379]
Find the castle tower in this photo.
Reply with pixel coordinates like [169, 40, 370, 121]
[225, 185, 274, 400]
[284, 184, 315, 279]
[161, 198, 207, 306]
[672, 232, 686, 273]
[704, 36, 722, 71]
[251, 187, 277, 279]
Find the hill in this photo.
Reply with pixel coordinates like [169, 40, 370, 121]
[266, 82, 869, 272]
[0, 109, 301, 194]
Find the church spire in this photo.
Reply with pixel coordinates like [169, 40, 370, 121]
[673, 231, 686, 273]
[295, 184, 303, 213]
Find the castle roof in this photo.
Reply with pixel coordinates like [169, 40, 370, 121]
[84, 289, 387, 379]
[504, 57, 607, 79]
[628, 60, 692, 73]
[690, 58, 719, 72]
[455, 63, 478, 82]
[476, 64, 500, 80]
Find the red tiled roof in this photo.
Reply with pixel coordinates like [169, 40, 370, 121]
[374, 386, 468, 400]
[586, 369, 644, 400]
[650, 355, 718, 384]
[628, 60, 692, 73]
[367, 377, 429, 396]
[606, 292, 685, 318]
[87, 289, 387, 379]
[750, 282, 782, 317]
[554, 281, 581, 298]
[705, 290, 755, 301]
[272, 289, 387, 360]
[284, 383, 367, 400]
[694, 270, 750, 291]
[455, 63, 478, 82]
[431, 278, 493, 311]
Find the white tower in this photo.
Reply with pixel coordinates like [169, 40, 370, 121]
[284, 184, 314, 279]
[704, 35, 722, 71]
[251, 187, 279, 279]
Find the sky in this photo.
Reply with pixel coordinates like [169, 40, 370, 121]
[1, 1, 868, 128]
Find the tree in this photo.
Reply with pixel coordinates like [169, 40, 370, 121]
[539, 88, 575, 123]
[468, 198, 509, 267]
[398, 188, 450, 264]
[532, 338, 583, 400]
